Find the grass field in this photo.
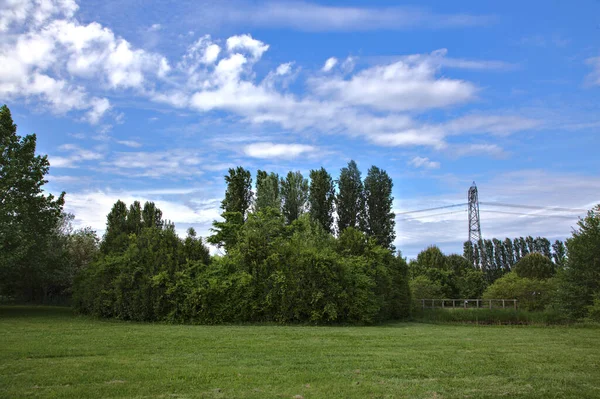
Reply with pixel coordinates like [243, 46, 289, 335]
[1, 306, 599, 398]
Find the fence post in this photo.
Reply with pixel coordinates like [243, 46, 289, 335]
[442, 300, 445, 309]
[502, 299, 505, 309]
[477, 299, 480, 308]
[453, 300, 456, 309]
[489, 299, 492, 309]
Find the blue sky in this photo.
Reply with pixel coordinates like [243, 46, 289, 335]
[2, 0, 600, 258]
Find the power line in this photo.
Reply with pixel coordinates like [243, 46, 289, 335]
[397, 203, 467, 215]
[398, 209, 466, 221]
[480, 210, 577, 219]
[480, 202, 586, 213]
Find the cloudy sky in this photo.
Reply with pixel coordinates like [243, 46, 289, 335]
[2, 0, 599, 258]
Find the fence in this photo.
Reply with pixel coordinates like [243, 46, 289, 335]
[420, 299, 518, 310]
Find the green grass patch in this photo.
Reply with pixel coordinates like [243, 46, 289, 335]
[1, 306, 600, 398]
[412, 308, 571, 325]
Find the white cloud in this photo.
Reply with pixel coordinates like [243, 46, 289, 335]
[409, 156, 440, 169]
[276, 62, 293, 75]
[105, 150, 204, 177]
[0, 0, 169, 121]
[49, 144, 104, 168]
[149, 23, 161, 31]
[243, 142, 316, 159]
[116, 140, 142, 148]
[211, 2, 491, 32]
[322, 57, 338, 72]
[226, 34, 269, 60]
[310, 55, 477, 111]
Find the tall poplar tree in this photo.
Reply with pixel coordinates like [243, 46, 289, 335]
[208, 167, 253, 250]
[336, 160, 364, 233]
[280, 171, 309, 224]
[254, 170, 280, 212]
[362, 165, 396, 249]
[308, 167, 335, 233]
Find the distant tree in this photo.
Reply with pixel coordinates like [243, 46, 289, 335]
[362, 166, 395, 249]
[503, 238, 515, 270]
[463, 241, 475, 266]
[473, 243, 481, 268]
[519, 237, 529, 256]
[535, 237, 552, 259]
[552, 240, 566, 267]
[526, 236, 535, 253]
[308, 167, 335, 233]
[182, 227, 211, 266]
[280, 171, 309, 224]
[415, 246, 446, 270]
[0, 104, 66, 301]
[514, 253, 556, 279]
[208, 167, 253, 250]
[556, 205, 600, 319]
[336, 160, 364, 233]
[513, 238, 522, 262]
[254, 170, 280, 212]
[493, 238, 504, 271]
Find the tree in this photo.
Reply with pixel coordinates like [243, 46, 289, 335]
[142, 201, 163, 229]
[463, 241, 475, 266]
[0, 105, 66, 301]
[336, 160, 364, 233]
[280, 171, 309, 224]
[208, 167, 253, 250]
[503, 238, 515, 270]
[100, 200, 129, 254]
[308, 167, 335, 233]
[222, 167, 253, 218]
[254, 170, 280, 212]
[483, 272, 558, 311]
[513, 238, 522, 262]
[362, 166, 395, 249]
[128, 201, 143, 234]
[514, 253, 556, 279]
[556, 205, 600, 319]
[552, 240, 566, 267]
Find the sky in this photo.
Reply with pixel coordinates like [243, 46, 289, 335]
[2, 0, 600, 258]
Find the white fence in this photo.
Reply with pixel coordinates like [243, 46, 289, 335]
[420, 299, 518, 310]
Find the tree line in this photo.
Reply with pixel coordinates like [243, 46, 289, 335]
[209, 161, 396, 251]
[463, 236, 566, 282]
[2, 103, 600, 323]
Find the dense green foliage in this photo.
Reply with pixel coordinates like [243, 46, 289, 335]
[483, 272, 558, 311]
[308, 167, 335, 233]
[336, 160, 364, 232]
[3, 307, 600, 398]
[75, 200, 411, 324]
[514, 252, 556, 279]
[0, 105, 70, 302]
[280, 170, 309, 224]
[362, 166, 395, 250]
[463, 235, 566, 282]
[556, 205, 600, 319]
[409, 246, 487, 303]
[254, 170, 280, 212]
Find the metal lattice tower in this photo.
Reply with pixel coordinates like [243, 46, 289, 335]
[468, 182, 487, 270]
[468, 182, 482, 243]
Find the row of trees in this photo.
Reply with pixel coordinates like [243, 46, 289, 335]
[209, 161, 396, 252]
[463, 236, 566, 282]
[2, 103, 600, 323]
[74, 200, 411, 324]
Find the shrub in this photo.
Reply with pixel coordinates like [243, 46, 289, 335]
[482, 272, 557, 311]
[514, 253, 555, 279]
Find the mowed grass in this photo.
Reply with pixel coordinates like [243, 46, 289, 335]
[1, 307, 599, 399]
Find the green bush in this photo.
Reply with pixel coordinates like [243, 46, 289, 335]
[482, 272, 557, 311]
[514, 252, 555, 279]
[74, 209, 411, 325]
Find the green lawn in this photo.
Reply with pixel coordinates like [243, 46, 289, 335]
[1, 306, 599, 398]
